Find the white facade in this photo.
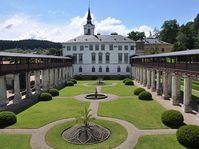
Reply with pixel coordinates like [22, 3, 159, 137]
[62, 9, 136, 77]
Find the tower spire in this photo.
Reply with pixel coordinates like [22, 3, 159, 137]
[87, 7, 92, 24]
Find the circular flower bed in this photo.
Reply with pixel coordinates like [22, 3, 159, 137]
[161, 110, 184, 128]
[138, 91, 152, 100]
[176, 125, 199, 148]
[134, 88, 145, 95]
[0, 111, 17, 128]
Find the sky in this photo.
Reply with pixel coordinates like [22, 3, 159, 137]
[0, 0, 199, 42]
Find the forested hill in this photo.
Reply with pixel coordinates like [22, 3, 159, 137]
[0, 39, 62, 50]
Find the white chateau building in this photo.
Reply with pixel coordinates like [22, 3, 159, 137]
[63, 9, 136, 78]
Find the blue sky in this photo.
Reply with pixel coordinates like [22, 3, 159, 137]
[0, 0, 199, 41]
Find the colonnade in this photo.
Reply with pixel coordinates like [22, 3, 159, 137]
[133, 66, 193, 113]
[0, 66, 72, 110]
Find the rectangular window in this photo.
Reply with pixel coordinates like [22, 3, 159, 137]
[73, 46, 77, 51]
[73, 54, 77, 64]
[124, 45, 128, 51]
[98, 53, 103, 64]
[109, 44, 113, 50]
[131, 45, 134, 50]
[101, 44, 105, 51]
[124, 53, 129, 64]
[67, 46, 71, 51]
[80, 45, 84, 51]
[118, 53, 123, 64]
[118, 45, 122, 51]
[89, 44, 93, 51]
[79, 54, 83, 64]
[91, 53, 96, 64]
[106, 54, 110, 64]
[95, 44, 99, 51]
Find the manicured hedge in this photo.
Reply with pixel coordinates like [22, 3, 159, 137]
[125, 80, 134, 86]
[123, 78, 131, 83]
[71, 79, 77, 84]
[48, 88, 59, 97]
[176, 125, 199, 148]
[0, 111, 17, 128]
[39, 92, 52, 101]
[134, 88, 145, 95]
[161, 110, 184, 128]
[138, 91, 152, 100]
[66, 81, 74, 86]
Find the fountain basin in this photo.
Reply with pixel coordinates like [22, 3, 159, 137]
[85, 93, 108, 100]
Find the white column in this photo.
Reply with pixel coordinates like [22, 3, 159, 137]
[183, 76, 192, 113]
[35, 70, 41, 95]
[143, 68, 147, 86]
[13, 73, 21, 104]
[50, 69, 54, 88]
[0, 76, 7, 108]
[151, 69, 156, 92]
[162, 72, 170, 100]
[140, 68, 143, 85]
[156, 70, 161, 95]
[168, 74, 172, 97]
[42, 69, 48, 91]
[147, 69, 151, 89]
[171, 73, 180, 105]
[26, 71, 32, 98]
[54, 68, 58, 87]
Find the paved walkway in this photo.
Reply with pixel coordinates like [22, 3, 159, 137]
[134, 81, 199, 125]
[0, 82, 190, 149]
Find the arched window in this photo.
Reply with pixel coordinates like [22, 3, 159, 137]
[106, 66, 109, 72]
[117, 66, 121, 72]
[126, 66, 130, 72]
[91, 53, 96, 64]
[99, 66, 102, 72]
[92, 66, 95, 72]
[79, 66, 82, 72]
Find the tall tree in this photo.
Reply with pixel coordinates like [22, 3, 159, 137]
[128, 31, 146, 41]
[160, 19, 179, 44]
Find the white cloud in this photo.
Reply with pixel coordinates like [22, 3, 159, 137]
[0, 14, 154, 42]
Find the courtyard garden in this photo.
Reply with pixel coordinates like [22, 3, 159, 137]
[0, 79, 198, 149]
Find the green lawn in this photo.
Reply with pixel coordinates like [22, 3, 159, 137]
[46, 119, 127, 149]
[101, 81, 137, 96]
[10, 98, 89, 128]
[98, 98, 166, 129]
[0, 134, 31, 149]
[134, 134, 185, 149]
[59, 83, 94, 96]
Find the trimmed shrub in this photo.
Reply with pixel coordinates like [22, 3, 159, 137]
[123, 78, 131, 83]
[39, 92, 52, 101]
[103, 76, 111, 80]
[48, 88, 59, 97]
[66, 81, 74, 86]
[0, 111, 17, 128]
[71, 79, 77, 84]
[125, 80, 134, 86]
[74, 75, 82, 80]
[138, 91, 152, 100]
[176, 125, 199, 148]
[134, 88, 145, 95]
[161, 110, 184, 128]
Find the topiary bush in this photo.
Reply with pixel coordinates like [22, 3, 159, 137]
[134, 88, 145, 95]
[48, 88, 59, 97]
[123, 78, 131, 83]
[71, 79, 77, 84]
[161, 110, 184, 128]
[39, 92, 52, 101]
[125, 80, 134, 86]
[138, 91, 152, 100]
[176, 125, 199, 148]
[66, 81, 74, 86]
[0, 111, 17, 128]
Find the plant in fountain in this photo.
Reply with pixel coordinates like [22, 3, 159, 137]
[62, 107, 110, 144]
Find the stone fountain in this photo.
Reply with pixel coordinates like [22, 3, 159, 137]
[85, 87, 107, 100]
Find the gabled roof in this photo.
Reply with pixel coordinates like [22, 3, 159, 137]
[64, 35, 135, 43]
[132, 49, 199, 59]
